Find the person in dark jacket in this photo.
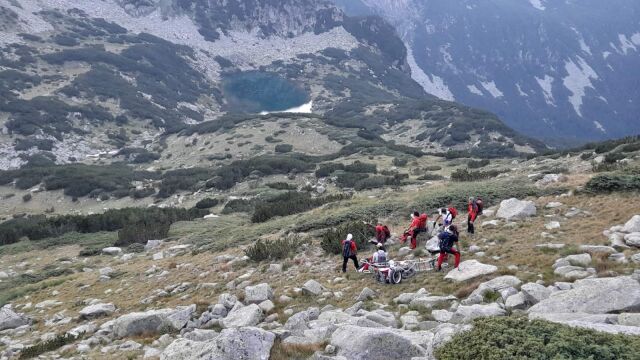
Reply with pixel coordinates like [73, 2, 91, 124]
[436, 225, 461, 270]
[341, 233, 359, 272]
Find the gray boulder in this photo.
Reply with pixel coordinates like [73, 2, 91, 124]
[79, 303, 116, 319]
[553, 266, 592, 280]
[284, 308, 320, 333]
[222, 304, 263, 328]
[244, 284, 273, 304]
[161, 327, 275, 360]
[521, 283, 551, 305]
[219, 293, 238, 310]
[450, 304, 506, 324]
[444, 260, 497, 282]
[608, 233, 630, 249]
[624, 233, 640, 247]
[505, 292, 527, 310]
[302, 280, 325, 297]
[496, 198, 536, 220]
[529, 276, 640, 315]
[578, 245, 617, 254]
[618, 313, 640, 327]
[113, 307, 194, 338]
[622, 215, 640, 233]
[410, 295, 457, 310]
[466, 276, 522, 303]
[330, 325, 426, 360]
[355, 287, 376, 302]
[0, 305, 30, 331]
[102, 247, 122, 255]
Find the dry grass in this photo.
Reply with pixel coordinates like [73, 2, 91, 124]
[269, 339, 327, 360]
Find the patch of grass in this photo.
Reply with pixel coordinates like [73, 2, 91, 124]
[0, 278, 65, 307]
[559, 244, 579, 257]
[269, 339, 326, 360]
[0, 231, 116, 256]
[435, 317, 640, 360]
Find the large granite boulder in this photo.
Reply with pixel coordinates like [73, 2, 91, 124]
[244, 284, 273, 304]
[496, 198, 536, 220]
[79, 303, 116, 319]
[0, 305, 30, 331]
[113, 306, 194, 338]
[444, 260, 497, 282]
[330, 325, 426, 360]
[529, 276, 640, 314]
[622, 215, 640, 233]
[222, 304, 263, 328]
[450, 304, 506, 324]
[160, 327, 275, 360]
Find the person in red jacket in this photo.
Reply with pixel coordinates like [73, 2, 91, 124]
[402, 212, 427, 249]
[467, 197, 478, 235]
[341, 233, 359, 272]
[374, 223, 391, 244]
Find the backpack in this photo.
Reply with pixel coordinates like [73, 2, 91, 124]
[448, 207, 458, 219]
[475, 198, 484, 215]
[342, 240, 353, 258]
[438, 231, 458, 252]
[419, 213, 428, 229]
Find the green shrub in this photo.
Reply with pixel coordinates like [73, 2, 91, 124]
[353, 176, 400, 190]
[316, 163, 345, 178]
[79, 247, 102, 257]
[221, 199, 255, 214]
[0, 207, 205, 246]
[435, 317, 640, 360]
[423, 165, 442, 171]
[620, 142, 640, 153]
[467, 159, 490, 169]
[251, 192, 349, 223]
[585, 174, 640, 193]
[345, 161, 377, 174]
[335, 172, 366, 188]
[274, 144, 293, 153]
[22, 193, 32, 202]
[265, 182, 297, 190]
[417, 173, 445, 181]
[195, 198, 219, 209]
[116, 221, 170, 246]
[320, 220, 375, 254]
[19, 333, 79, 359]
[244, 235, 308, 262]
[580, 152, 593, 160]
[126, 242, 145, 253]
[451, 168, 505, 182]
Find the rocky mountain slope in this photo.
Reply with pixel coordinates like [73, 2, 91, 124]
[0, 144, 639, 359]
[335, 0, 640, 146]
[0, 0, 543, 173]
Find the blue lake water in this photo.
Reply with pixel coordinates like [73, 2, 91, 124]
[222, 71, 309, 113]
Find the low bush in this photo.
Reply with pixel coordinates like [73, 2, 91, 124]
[315, 163, 345, 178]
[116, 221, 170, 246]
[417, 173, 445, 181]
[423, 165, 442, 171]
[467, 159, 490, 169]
[585, 173, 640, 193]
[274, 144, 293, 153]
[19, 333, 79, 359]
[320, 220, 375, 254]
[435, 317, 640, 360]
[345, 161, 377, 174]
[244, 234, 307, 262]
[353, 176, 400, 190]
[221, 199, 255, 214]
[0, 207, 205, 246]
[126, 242, 145, 253]
[22, 193, 32, 202]
[265, 182, 297, 190]
[451, 168, 505, 182]
[195, 198, 219, 209]
[251, 192, 350, 223]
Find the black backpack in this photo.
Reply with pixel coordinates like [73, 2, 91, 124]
[438, 232, 458, 252]
[342, 240, 353, 258]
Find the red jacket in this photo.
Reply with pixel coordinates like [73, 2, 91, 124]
[468, 203, 478, 221]
[375, 225, 385, 234]
[409, 217, 422, 230]
[341, 239, 357, 253]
